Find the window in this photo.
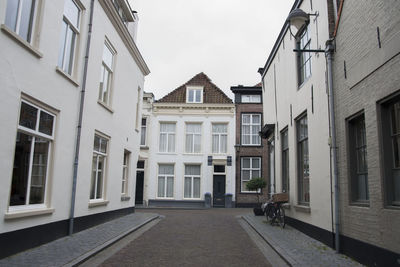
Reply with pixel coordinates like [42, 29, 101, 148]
[186, 87, 203, 103]
[297, 114, 309, 205]
[140, 117, 147, 146]
[9, 101, 55, 208]
[241, 95, 261, 103]
[58, 0, 80, 75]
[381, 99, 400, 206]
[348, 114, 369, 203]
[242, 114, 261, 145]
[157, 164, 174, 198]
[90, 134, 108, 200]
[212, 124, 227, 154]
[159, 123, 176, 153]
[184, 165, 201, 198]
[185, 123, 201, 153]
[99, 41, 115, 105]
[5, 0, 37, 43]
[121, 150, 130, 195]
[135, 87, 141, 130]
[281, 128, 289, 193]
[112, 0, 128, 25]
[241, 157, 261, 192]
[297, 24, 311, 86]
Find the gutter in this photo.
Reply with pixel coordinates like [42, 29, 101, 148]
[69, 0, 95, 236]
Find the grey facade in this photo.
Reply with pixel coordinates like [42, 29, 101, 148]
[333, 0, 400, 265]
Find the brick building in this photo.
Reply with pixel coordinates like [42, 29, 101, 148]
[332, 0, 400, 265]
[231, 84, 269, 207]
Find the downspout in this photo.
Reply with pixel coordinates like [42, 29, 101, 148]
[325, 39, 339, 253]
[69, 0, 95, 236]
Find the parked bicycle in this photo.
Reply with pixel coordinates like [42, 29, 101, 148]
[262, 193, 288, 228]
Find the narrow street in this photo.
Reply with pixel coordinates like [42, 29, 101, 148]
[94, 209, 271, 267]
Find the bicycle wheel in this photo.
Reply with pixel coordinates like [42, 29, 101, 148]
[265, 204, 274, 222]
[277, 206, 285, 228]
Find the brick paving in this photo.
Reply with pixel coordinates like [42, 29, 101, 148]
[0, 212, 159, 267]
[100, 208, 271, 267]
[242, 214, 364, 267]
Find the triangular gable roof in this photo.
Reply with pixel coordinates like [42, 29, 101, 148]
[157, 72, 233, 104]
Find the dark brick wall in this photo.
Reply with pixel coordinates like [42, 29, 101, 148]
[234, 102, 269, 206]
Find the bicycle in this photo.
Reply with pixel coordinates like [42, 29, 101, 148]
[264, 200, 286, 228]
[263, 193, 288, 228]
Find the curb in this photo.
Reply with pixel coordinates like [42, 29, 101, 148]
[64, 214, 160, 267]
[241, 215, 296, 267]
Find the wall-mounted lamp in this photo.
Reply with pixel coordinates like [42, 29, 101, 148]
[287, 9, 319, 38]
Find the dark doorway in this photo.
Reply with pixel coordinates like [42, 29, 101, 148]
[213, 175, 226, 207]
[135, 171, 144, 205]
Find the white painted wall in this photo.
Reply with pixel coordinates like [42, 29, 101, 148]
[262, 0, 333, 231]
[143, 104, 236, 203]
[0, 0, 148, 233]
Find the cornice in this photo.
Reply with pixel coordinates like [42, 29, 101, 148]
[152, 103, 235, 116]
[99, 0, 150, 76]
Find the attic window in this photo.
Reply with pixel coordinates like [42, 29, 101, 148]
[241, 95, 261, 103]
[186, 87, 203, 103]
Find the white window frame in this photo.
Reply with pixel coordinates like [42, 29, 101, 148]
[241, 95, 261, 103]
[186, 86, 203, 103]
[135, 87, 141, 130]
[297, 24, 312, 86]
[157, 164, 174, 198]
[4, 0, 38, 43]
[183, 164, 201, 199]
[140, 117, 147, 147]
[241, 114, 261, 146]
[98, 40, 116, 106]
[185, 123, 202, 153]
[241, 157, 261, 193]
[9, 100, 56, 212]
[121, 150, 130, 195]
[90, 133, 109, 201]
[212, 123, 228, 154]
[159, 122, 176, 153]
[58, 0, 82, 76]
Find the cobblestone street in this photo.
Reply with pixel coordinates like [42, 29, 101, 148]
[99, 209, 271, 267]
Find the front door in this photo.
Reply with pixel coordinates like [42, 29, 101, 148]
[213, 175, 226, 207]
[135, 171, 144, 205]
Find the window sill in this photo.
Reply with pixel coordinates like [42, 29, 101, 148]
[294, 205, 311, 213]
[5, 207, 55, 220]
[240, 191, 258, 194]
[183, 153, 203, 156]
[97, 101, 114, 113]
[349, 201, 370, 208]
[88, 200, 109, 208]
[1, 24, 43, 58]
[157, 152, 177, 155]
[55, 67, 79, 87]
[121, 196, 131, 202]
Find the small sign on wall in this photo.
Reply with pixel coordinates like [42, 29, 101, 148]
[227, 156, 232, 166]
[208, 156, 213, 166]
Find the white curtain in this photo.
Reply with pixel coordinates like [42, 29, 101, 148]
[167, 176, 174, 197]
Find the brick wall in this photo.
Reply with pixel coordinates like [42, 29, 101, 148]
[333, 0, 400, 256]
[234, 102, 269, 206]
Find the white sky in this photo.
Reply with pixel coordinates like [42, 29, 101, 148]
[131, 0, 294, 100]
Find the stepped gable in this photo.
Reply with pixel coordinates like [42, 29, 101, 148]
[156, 72, 233, 104]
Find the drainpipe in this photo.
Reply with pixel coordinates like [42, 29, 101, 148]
[69, 0, 95, 236]
[325, 38, 340, 253]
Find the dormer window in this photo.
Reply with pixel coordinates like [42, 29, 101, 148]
[186, 87, 203, 103]
[241, 95, 261, 103]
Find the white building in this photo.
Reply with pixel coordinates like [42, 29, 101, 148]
[0, 0, 149, 258]
[140, 73, 236, 207]
[260, 0, 337, 246]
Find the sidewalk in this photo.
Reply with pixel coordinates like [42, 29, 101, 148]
[242, 214, 363, 267]
[0, 212, 159, 267]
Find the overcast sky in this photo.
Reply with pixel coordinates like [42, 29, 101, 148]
[131, 0, 294, 100]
